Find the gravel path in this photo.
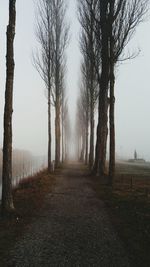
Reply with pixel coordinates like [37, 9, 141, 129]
[7, 163, 130, 267]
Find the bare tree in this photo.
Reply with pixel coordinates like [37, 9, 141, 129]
[75, 107, 84, 161]
[63, 100, 71, 162]
[92, 0, 110, 177]
[81, 62, 90, 165]
[61, 86, 65, 163]
[61, 81, 68, 163]
[34, 0, 69, 170]
[51, 0, 69, 168]
[87, 0, 149, 180]
[1, 0, 16, 215]
[108, 0, 149, 183]
[76, 97, 86, 162]
[77, 69, 90, 164]
[33, 0, 54, 172]
[78, 0, 99, 169]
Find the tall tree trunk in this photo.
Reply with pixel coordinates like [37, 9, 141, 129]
[92, 104, 100, 175]
[65, 135, 68, 161]
[55, 98, 61, 168]
[48, 88, 52, 172]
[85, 118, 89, 165]
[54, 6, 61, 169]
[78, 134, 82, 161]
[62, 111, 64, 163]
[97, 87, 109, 176]
[77, 135, 80, 161]
[109, 0, 115, 183]
[93, 0, 109, 176]
[89, 99, 94, 169]
[88, 6, 95, 169]
[1, 0, 16, 215]
[81, 129, 86, 162]
[109, 67, 115, 184]
[93, 73, 109, 177]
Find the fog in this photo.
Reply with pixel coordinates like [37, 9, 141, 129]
[0, 0, 150, 162]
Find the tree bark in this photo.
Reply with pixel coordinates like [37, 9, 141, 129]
[85, 117, 89, 165]
[81, 128, 86, 162]
[1, 0, 16, 215]
[109, 67, 115, 184]
[65, 135, 68, 162]
[55, 98, 61, 168]
[108, 0, 115, 184]
[89, 99, 94, 169]
[96, 86, 109, 176]
[48, 89, 52, 172]
[93, 0, 109, 176]
[55, 33, 61, 168]
[88, 1, 95, 170]
[62, 108, 64, 163]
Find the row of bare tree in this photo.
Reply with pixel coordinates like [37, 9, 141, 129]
[1, 0, 70, 216]
[1, 0, 149, 216]
[33, 0, 70, 170]
[76, 0, 149, 184]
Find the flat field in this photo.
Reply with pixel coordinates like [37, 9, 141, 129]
[114, 161, 150, 193]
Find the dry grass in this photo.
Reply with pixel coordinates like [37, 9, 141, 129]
[13, 170, 55, 216]
[114, 174, 150, 197]
[0, 170, 55, 265]
[92, 173, 150, 267]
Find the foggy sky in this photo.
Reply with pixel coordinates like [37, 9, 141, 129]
[0, 0, 150, 160]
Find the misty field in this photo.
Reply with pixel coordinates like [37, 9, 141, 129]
[116, 161, 150, 175]
[114, 161, 150, 195]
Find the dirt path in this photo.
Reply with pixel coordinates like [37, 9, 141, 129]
[7, 163, 130, 267]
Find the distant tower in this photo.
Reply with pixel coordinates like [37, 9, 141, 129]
[134, 150, 137, 160]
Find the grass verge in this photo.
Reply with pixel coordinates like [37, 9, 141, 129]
[0, 170, 55, 266]
[92, 177, 150, 267]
